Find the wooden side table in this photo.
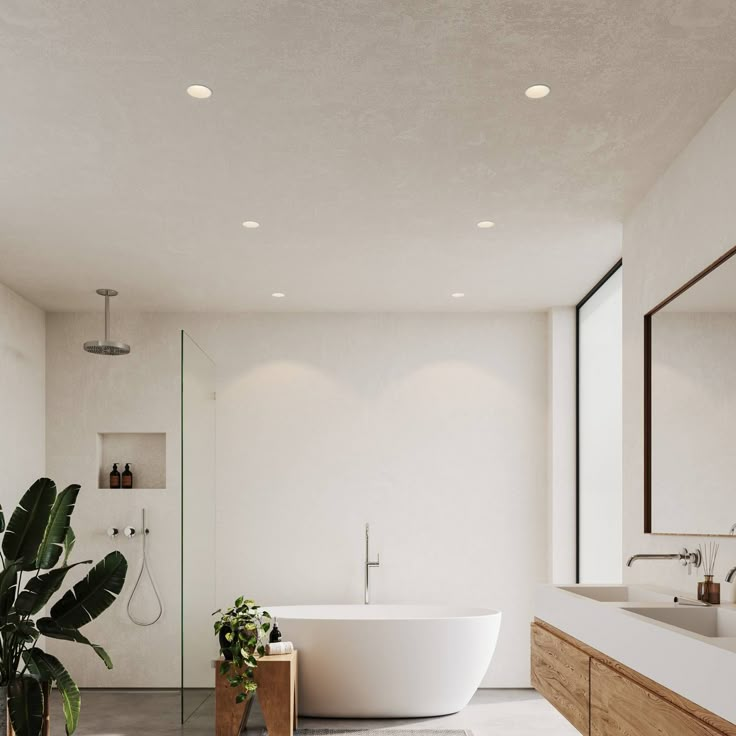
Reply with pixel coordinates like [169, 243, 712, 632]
[215, 651, 298, 736]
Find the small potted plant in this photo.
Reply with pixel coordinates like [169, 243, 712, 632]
[213, 598, 272, 703]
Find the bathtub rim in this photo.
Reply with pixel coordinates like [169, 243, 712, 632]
[265, 603, 502, 622]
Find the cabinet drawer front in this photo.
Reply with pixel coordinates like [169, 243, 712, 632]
[531, 623, 590, 734]
[591, 660, 722, 736]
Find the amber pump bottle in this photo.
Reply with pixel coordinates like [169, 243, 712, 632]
[122, 463, 133, 489]
[110, 463, 121, 489]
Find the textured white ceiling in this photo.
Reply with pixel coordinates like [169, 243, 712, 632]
[2, 0, 736, 312]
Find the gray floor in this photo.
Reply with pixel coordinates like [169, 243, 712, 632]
[50, 689, 578, 736]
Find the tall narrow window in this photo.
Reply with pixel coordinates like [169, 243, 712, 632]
[577, 262, 623, 583]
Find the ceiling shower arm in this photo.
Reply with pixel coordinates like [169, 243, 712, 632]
[104, 291, 110, 341]
[83, 288, 131, 355]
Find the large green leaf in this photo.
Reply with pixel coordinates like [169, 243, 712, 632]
[0, 561, 20, 616]
[36, 617, 112, 669]
[0, 613, 39, 643]
[63, 527, 76, 565]
[2, 478, 57, 570]
[0, 503, 5, 533]
[8, 675, 44, 736]
[14, 561, 91, 616]
[50, 550, 127, 628]
[28, 649, 81, 735]
[36, 485, 80, 569]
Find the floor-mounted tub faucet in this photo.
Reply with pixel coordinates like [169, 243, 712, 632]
[365, 523, 380, 604]
[626, 547, 701, 574]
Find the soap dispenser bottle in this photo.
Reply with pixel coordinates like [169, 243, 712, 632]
[269, 621, 282, 644]
[110, 463, 121, 489]
[122, 463, 133, 489]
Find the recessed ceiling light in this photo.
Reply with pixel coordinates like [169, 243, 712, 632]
[477, 221, 495, 229]
[525, 84, 551, 99]
[242, 221, 260, 229]
[272, 292, 286, 298]
[451, 292, 465, 298]
[186, 84, 212, 99]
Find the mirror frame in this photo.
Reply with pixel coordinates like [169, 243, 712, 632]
[644, 243, 736, 535]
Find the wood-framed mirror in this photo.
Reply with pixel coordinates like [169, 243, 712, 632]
[645, 244, 736, 536]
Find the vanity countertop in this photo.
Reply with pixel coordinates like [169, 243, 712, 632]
[536, 584, 736, 724]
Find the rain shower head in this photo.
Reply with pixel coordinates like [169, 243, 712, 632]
[83, 289, 131, 356]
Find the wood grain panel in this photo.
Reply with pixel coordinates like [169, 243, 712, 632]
[215, 652, 297, 736]
[255, 651, 298, 736]
[531, 623, 590, 734]
[535, 619, 736, 736]
[215, 665, 252, 736]
[591, 659, 722, 736]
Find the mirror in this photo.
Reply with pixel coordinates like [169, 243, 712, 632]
[645, 245, 736, 536]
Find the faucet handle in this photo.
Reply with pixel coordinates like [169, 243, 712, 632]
[681, 547, 701, 574]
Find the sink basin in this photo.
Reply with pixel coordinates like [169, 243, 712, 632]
[626, 606, 736, 638]
[560, 585, 674, 603]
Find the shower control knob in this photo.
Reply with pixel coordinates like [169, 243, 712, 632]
[124, 526, 137, 538]
[106, 527, 119, 538]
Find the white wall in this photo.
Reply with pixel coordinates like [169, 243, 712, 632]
[578, 269, 623, 584]
[623, 86, 736, 594]
[210, 313, 548, 687]
[547, 308, 576, 584]
[45, 312, 549, 688]
[0, 282, 45, 505]
[45, 313, 182, 687]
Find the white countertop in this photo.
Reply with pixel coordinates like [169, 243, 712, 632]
[536, 584, 736, 725]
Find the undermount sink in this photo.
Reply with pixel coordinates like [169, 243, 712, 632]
[626, 606, 736, 638]
[560, 585, 674, 603]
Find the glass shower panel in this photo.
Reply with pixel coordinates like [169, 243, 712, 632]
[181, 331, 217, 722]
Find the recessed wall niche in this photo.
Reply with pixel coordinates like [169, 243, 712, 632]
[97, 432, 166, 490]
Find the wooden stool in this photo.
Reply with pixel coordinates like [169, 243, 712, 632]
[215, 651, 298, 736]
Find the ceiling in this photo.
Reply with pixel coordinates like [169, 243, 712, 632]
[2, 1, 736, 313]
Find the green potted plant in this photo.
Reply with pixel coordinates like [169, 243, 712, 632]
[0, 478, 127, 736]
[213, 597, 272, 703]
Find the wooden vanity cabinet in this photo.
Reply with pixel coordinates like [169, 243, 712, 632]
[531, 620, 736, 736]
[530, 622, 590, 734]
[590, 659, 720, 736]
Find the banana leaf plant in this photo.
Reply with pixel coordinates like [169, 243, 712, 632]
[0, 478, 127, 736]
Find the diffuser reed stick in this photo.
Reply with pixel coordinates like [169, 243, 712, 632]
[699, 542, 719, 577]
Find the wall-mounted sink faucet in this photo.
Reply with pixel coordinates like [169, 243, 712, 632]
[674, 595, 711, 607]
[726, 566, 736, 583]
[364, 523, 380, 605]
[626, 547, 701, 574]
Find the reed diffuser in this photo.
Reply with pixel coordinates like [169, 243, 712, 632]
[698, 542, 720, 604]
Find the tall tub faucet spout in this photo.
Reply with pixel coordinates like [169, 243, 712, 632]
[365, 523, 380, 604]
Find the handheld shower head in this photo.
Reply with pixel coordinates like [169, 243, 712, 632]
[83, 289, 131, 355]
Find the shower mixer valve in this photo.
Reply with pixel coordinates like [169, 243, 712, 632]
[106, 527, 119, 538]
[124, 526, 137, 538]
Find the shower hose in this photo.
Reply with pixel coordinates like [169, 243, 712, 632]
[127, 508, 164, 626]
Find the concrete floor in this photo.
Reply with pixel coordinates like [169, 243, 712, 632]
[50, 689, 578, 736]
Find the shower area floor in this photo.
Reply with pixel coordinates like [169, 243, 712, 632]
[47, 688, 578, 736]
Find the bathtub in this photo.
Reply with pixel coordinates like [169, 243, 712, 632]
[267, 604, 501, 718]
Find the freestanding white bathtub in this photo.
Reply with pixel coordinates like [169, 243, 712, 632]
[267, 604, 501, 718]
